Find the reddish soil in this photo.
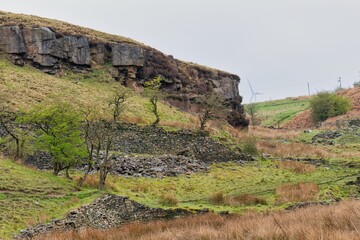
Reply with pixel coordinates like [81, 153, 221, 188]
[284, 87, 360, 129]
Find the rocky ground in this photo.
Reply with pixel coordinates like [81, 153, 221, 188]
[21, 123, 249, 178]
[17, 194, 209, 239]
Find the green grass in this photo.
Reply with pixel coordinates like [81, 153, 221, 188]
[0, 158, 100, 239]
[248, 98, 310, 127]
[107, 160, 359, 213]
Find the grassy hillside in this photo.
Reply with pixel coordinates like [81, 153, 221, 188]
[0, 157, 100, 239]
[247, 97, 310, 127]
[0, 55, 195, 129]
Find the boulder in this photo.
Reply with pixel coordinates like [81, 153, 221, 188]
[0, 26, 26, 54]
[112, 43, 144, 67]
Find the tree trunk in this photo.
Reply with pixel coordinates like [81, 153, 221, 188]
[98, 165, 106, 190]
[53, 162, 61, 176]
[65, 167, 72, 179]
[78, 146, 94, 187]
[15, 138, 20, 159]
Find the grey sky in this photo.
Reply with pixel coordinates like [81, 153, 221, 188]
[2, 0, 360, 103]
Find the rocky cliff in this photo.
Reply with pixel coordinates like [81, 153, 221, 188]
[0, 11, 248, 127]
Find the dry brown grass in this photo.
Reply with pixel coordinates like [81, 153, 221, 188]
[209, 192, 267, 206]
[258, 141, 328, 158]
[226, 194, 267, 206]
[276, 182, 319, 204]
[36, 200, 360, 240]
[278, 161, 316, 174]
[249, 126, 301, 140]
[73, 174, 116, 191]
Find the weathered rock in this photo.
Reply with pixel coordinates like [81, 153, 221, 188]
[112, 124, 246, 164]
[212, 77, 240, 99]
[90, 43, 110, 65]
[312, 131, 342, 145]
[106, 154, 207, 178]
[0, 26, 25, 54]
[63, 36, 91, 65]
[22, 27, 61, 66]
[112, 43, 144, 67]
[17, 194, 209, 239]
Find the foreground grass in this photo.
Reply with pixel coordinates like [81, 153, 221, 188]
[106, 160, 358, 213]
[0, 158, 100, 239]
[37, 200, 360, 240]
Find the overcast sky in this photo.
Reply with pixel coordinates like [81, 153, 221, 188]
[2, 0, 360, 103]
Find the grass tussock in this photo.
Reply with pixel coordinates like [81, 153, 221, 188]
[159, 193, 180, 206]
[276, 182, 319, 204]
[258, 141, 328, 158]
[278, 161, 316, 174]
[73, 175, 116, 191]
[209, 192, 267, 206]
[36, 200, 360, 240]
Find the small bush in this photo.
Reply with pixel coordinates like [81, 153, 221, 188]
[241, 135, 258, 155]
[353, 81, 360, 88]
[159, 193, 179, 206]
[309, 92, 351, 123]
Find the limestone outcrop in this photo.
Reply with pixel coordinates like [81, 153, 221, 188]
[0, 20, 248, 127]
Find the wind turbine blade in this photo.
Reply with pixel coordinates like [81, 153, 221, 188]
[246, 77, 254, 94]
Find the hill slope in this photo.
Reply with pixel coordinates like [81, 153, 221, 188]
[0, 11, 248, 127]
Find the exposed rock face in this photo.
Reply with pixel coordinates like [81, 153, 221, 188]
[112, 43, 144, 67]
[0, 24, 248, 127]
[17, 194, 209, 239]
[0, 26, 25, 54]
[22, 27, 91, 67]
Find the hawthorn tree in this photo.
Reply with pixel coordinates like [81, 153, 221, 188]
[24, 103, 86, 177]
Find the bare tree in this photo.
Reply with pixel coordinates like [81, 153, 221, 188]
[108, 87, 129, 122]
[246, 103, 258, 126]
[96, 121, 115, 190]
[144, 76, 164, 125]
[0, 102, 29, 159]
[197, 93, 225, 130]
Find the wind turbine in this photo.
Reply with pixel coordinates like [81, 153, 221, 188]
[247, 78, 263, 103]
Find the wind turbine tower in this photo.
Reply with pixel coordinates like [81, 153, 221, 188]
[247, 78, 263, 103]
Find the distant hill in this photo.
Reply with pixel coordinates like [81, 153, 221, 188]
[246, 97, 310, 127]
[284, 87, 360, 129]
[249, 87, 360, 129]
